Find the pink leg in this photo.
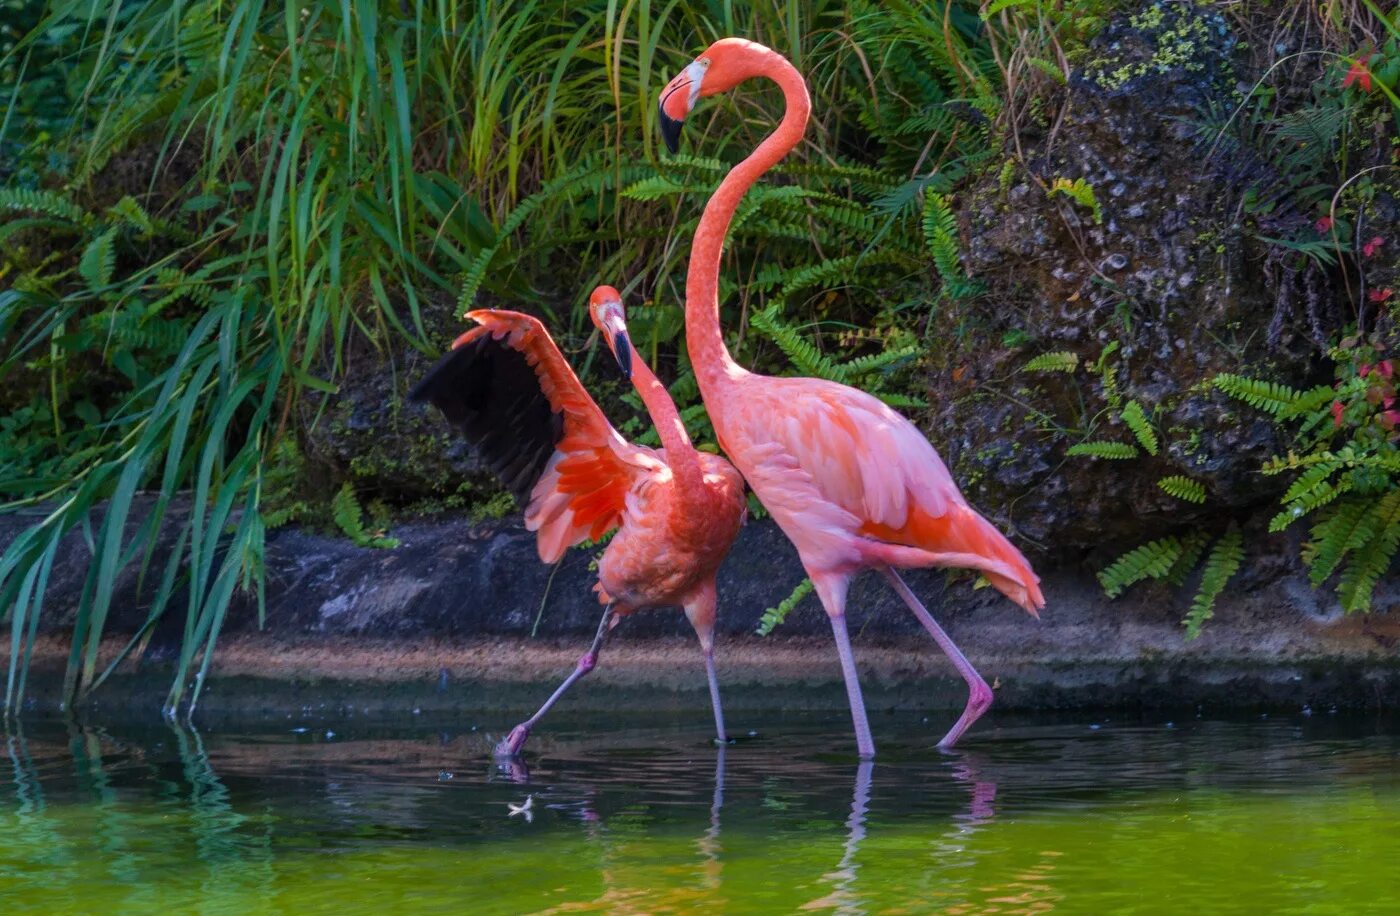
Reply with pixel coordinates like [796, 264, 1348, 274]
[495, 605, 614, 757]
[881, 567, 992, 748]
[814, 574, 876, 759]
[703, 645, 728, 744]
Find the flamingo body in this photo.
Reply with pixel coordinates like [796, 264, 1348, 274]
[410, 289, 744, 754]
[659, 39, 1043, 755]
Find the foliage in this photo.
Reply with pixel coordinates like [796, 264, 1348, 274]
[1022, 351, 1079, 373]
[1218, 334, 1400, 612]
[1098, 526, 1243, 639]
[1049, 177, 1102, 224]
[331, 484, 400, 550]
[0, 0, 1018, 700]
[1158, 475, 1208, 504]
[756, 578, 815, 637]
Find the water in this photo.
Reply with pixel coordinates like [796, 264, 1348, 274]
[2, 709, 1397, 913]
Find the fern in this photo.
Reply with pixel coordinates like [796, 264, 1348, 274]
[922, 192, 976, 298]
[1049, 177, 1102, 224]
[1212, 373, 1302, 417]
[1120, 400, 1158, 456]
[1337, 492, 1400, 613]
[332, 483, 399, 549]
[1067, 441, 1139, 460]
[0, 187, 87, 223]
[1022, 351, 1079, 373]
[79, 228, 118, 292]
[1158, 475, 1207, 504]
[1098, 536, 1185, 598]
[1306, 499, 1377, 587]
[1183, 527, 1243, 639]
[756, 578, 814, 636]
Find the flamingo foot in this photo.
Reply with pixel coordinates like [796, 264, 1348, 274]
[936, 676, 993, 749]
[495, 724, 532, 757]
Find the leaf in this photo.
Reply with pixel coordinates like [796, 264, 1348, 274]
[1067, 441, 1139, 460]
[1183, 526, 1244, 639]
[1212, 373, 1302, 417]
[1120, 401, 1158, 455]
[1098, 536, 1184, 598]
[1022, 351, 1079, 373]
[1158, 475, 1207, 504]
[79, 228, 118, 292]
[756, 578, 814, 636]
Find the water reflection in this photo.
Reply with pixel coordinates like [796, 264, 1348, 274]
[0, 713, 1396, 913]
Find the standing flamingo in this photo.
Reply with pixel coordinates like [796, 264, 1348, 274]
[656, 39, 1044, 756]
[409, 286, 746, 755]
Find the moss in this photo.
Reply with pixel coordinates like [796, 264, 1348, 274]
[1083, 2, 1225, 91]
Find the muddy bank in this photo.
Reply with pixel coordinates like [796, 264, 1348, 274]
[2, 501, 1397, 717]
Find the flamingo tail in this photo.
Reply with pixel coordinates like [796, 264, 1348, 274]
[862, 503, 1045, 617]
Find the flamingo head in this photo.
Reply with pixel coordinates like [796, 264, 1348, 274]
[657, 38, 771, 153]
[588, 285, 632, 380]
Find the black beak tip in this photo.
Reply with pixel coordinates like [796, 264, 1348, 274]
[613, 334, 633, 381]
[658, 106, 683, 154]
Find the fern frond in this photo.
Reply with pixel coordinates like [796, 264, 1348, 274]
[1098, 536, 1185, 598]
[1049, 177, 1102, 223]
[1337, 492, 1400, 613]
[332, 483, 398, 549]
[1067, 441, 1139, 460]
[1212, 373, 1302, 417]
[756, 578, 814, 636]
[79, 228, 118, 293]
[1120, 401, 1158, 456]
[1158, 475, 1206, 503]
[748, 305, 847, 383]
[1022, 351, 1079, 373]
[1183, 526, 1243, 639]
[0, 187, 86, 223]
[1306, 499, 1374, 586]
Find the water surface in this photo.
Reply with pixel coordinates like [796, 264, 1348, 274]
[2, 709, 1396, 912]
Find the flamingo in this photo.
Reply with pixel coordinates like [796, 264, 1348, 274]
[409, 286, 746, 756]
[656, 39, 1045, 756]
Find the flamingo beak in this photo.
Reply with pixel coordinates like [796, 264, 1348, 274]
[658, 59, 707, 154]
[659, 107, 683, 154]
[601, 310, 632, 381]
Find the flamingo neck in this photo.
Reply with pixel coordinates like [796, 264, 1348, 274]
[685, 54, 810, 404]
[631, 355, 705, 507]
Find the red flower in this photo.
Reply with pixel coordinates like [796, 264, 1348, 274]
[1370, 288, 1394, 304]
[1363, 236, 1385, 258]
[1316, 215, 1335, 233]
[1332, 400, 1345, 427]
[1343, 56, 1374, 92]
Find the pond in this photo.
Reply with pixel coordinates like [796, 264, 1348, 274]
[2, 708, 1397, 912]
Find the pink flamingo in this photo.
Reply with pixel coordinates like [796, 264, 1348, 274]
[657, 39, 1044, 756]
[410, 286, 746, 755]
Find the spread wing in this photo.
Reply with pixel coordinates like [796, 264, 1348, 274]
[409, 309, 654, 562]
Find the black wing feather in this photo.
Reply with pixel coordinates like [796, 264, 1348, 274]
[408, 333, 565, 502]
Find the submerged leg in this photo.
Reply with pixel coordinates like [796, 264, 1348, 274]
[881, 567, 992, 748]
[814, 574, 875, 760]
[703, 644, 727, 744]
[495, 604, 615, 757]
[685, 585, 727, 745]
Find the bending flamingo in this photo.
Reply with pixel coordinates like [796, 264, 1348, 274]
[657, 39, 1044, 756]
[409, 287, 746, 755]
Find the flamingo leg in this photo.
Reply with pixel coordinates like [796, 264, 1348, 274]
[495, 604, 615, 757]
[880, 567, 993, 748]
[703, 645, 727, 744]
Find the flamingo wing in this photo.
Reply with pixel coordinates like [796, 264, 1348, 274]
[409, 310, 656, 562]
[728, 378, 1044, 613]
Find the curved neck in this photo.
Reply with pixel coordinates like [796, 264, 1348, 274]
[686, 54, 810, 400]
[631, 355, 705, 505]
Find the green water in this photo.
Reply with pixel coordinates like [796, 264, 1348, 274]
[1, 709, 1397, 913]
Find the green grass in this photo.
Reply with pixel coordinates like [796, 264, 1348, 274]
[0, 0, 1003, 711]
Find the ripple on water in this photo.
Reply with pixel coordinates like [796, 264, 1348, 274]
[1, 711, 1398, 913]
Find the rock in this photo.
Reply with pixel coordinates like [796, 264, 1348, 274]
[932, 2, 1346, 557]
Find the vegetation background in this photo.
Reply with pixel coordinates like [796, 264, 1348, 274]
[1, 0, 1397, 712]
